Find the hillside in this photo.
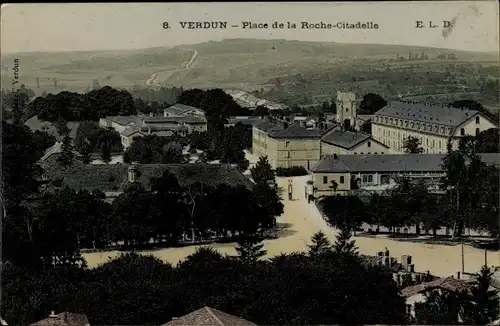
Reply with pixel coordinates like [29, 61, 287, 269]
[1, 39, 497, 96]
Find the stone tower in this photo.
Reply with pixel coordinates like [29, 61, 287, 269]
[336, 91, 359, 129]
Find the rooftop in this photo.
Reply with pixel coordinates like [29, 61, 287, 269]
[313, 153, 500, 173]
[375, 101, 483, 127]
[254, 120, 323, 139]
[164, 103, 205, 116]
[401, 277, 471, 298]
[29, 312, 89, 326]
[321, 128, 376, 150]
[164, 306, 256, 326]
[41, 154, 254, 193]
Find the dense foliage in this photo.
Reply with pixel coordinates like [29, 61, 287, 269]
[74, 121, 123, 155]
[31, 86, 137, 122]
[123, 135, 185, 164]
[2, 234, 408, 326]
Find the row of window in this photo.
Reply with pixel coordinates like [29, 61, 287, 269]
[376, 116, 455, 135]
[323, 176, 345, 184]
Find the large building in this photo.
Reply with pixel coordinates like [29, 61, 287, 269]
[99, 104, 207, 149]
[311, 153, 499, 196]
[252, 120, 324, 170]
[372, 101, 498, 154]
[320, 127, 391, 156]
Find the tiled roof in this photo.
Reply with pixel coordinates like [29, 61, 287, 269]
[401, 277, 471, 298]
[143, 116, 207, 124]
[321, 129, 373, 150]
[313, 153, 500, 173]
[121, 127, 144, 137]
[164, 104, 204, 116]
[110, 115, 142, 126]
[41, 156, 254, 193]
[375, 101, 482, 127]
[164, 306, 256, 326]
[228, 116, 263, 126]
[30, 312, 89, 326]
[269, 124, 322, 139]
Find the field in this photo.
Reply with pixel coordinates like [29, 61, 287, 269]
[1, 39, 498, 103]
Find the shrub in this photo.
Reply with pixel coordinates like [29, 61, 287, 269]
[275, 166, 308, 177]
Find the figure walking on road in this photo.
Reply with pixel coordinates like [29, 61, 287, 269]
[288, 179, 293, 201]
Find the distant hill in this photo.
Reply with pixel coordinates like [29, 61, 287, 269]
[1, 39, 497, 93]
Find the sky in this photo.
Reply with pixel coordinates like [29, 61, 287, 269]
[1, 2, 499, 54]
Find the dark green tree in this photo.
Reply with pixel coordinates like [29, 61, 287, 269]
[100, 142, 111, 163]
[462, 265, 500, 324]
[80, 141, 92, 164]
[333, 222, 359, 258]
[235, 231, 267, 265]
[57, 135, 75, 168]
[307, 231, 332, 257]
[250, 156, 275, 185]
[403, 136, 424, 153]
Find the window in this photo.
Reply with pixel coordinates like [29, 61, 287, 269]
[432, 139, 435, 148]
[340, 176, 345, 184]
[323, 176, 328, 184]
[476, 128, 480, 136]
[476, 116, 480, 124]
[354, 152, 357, 154]
[375, 152, 378, 154]
[285, 141, 290, 147]
[381, 152, 384, 154]
[438, 141, 442, 149]
[405, 121, 409, 127]
[360, 152, 364, 154]
[367, 141, 371, 147]
[367, 152, 371, 154]
[362, 175, 367, 183]
[368, 175, 373, 182]
[385, 117, 388, 123]
[426, 139, 429, 145]
[286, 151, 290, 158]
[460, 128, 465, 136]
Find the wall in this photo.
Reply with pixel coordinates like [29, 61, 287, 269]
[453, 114, 497, 138]
[275, 138, 321, 169]
[312, 172, 351, 194]
[320, 139, 390, 156]
[372, 121, 450, 154]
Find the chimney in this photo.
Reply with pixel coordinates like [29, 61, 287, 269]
[163, 109, 168, 118]
[128, 164, 138, 183]
[457, 271, 461, 279]
[409, 264, 415, 273]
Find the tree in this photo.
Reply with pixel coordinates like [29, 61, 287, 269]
[55, 116, 70, 137]
[358, 93, 387, 115]
[403, 136, 424, 154]
[80, 141, 92, 164]
[333, 222, 359, 258]
[414, 289, 464, 324]
[360, 120, 372, 135]
[450, 100, 498, 123]
[307, 231, 332, 257]
[459, 128, 499, 154]
[462, 265, 500, 324]
[253, 105, 270, 117]
[235, 231, 267, 265]
[250, 156, 275, 185]
[57, 135, 75, 168]
[100, 142, 111, 163]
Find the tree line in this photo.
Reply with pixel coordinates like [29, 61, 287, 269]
[319, 146, 499, 238]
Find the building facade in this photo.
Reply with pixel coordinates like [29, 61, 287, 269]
[99, 104, 207, 149]
[311, 153, 499, 196]
[320, 128, 391, 156]
[372, 101, 498, 154]
[252, 121, 323, 170]
[336, 91, 360, 129]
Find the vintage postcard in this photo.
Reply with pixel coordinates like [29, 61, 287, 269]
[1, 2, 499, 325]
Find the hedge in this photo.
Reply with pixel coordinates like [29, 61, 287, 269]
[275, 166, 309, 177]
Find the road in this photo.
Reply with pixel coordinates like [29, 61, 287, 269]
[145, 48, 198, 86]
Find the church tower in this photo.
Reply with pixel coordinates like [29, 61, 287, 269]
[336, 91, 359, 129]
